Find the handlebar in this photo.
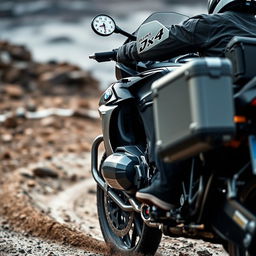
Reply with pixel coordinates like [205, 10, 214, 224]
[89, 50, 117, 63]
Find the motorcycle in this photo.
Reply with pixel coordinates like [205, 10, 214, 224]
[90, 12, 256, 256]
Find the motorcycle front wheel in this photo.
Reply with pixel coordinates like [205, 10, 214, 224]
[97, 186, 162, 255]
[96, 154, 162, 256]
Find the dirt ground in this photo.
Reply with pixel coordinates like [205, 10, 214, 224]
[0, 93, 229, 256]
[0, 93, 107, 254]
[0, 41, 228, 256]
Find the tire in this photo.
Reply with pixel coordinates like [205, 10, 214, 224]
[96, 155, 162, 255]
[228, 243, 248, 256]
[228, 177, 256, 256]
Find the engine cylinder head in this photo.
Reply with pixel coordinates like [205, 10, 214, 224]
[102, 152, 139, 191]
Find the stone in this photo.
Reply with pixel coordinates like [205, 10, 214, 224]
[39, 70, 69, 85]
[3, 67, 23, 84]
[4, 84, 24, 98]
[43, 152, 53, 160]
[27, 180, 36, 188]
[4, 116, 18, 128]
[1, 151, 12, 160]
[19, 169, 34, 179]
[1, 133, 13, 142]
[78, 99, 89, 109]
[40, 117, 55, 127]
[32, 167, 58, 179]
[8, 45, 31, 61]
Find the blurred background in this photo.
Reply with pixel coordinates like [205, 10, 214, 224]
[0, 0, 206, 88]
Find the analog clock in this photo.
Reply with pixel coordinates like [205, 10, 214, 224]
[91, 15, 116, 36]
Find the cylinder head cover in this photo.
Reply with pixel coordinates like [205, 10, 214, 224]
[102, 152, 139, 190]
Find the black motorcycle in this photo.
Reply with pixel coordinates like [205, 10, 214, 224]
[90, 12, 256, 256]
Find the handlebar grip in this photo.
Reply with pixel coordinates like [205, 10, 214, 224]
[90, 51, 117, 62]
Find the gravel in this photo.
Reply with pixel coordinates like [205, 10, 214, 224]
[0, 219, 101, 256]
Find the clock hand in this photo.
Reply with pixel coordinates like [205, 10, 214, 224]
[100, 23, 106, 33]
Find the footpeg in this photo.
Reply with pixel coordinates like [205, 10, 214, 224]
[141, 204, 152, 222]
[141, 204, 174, 224]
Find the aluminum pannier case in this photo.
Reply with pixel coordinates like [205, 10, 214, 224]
[152, 58, 235, 163]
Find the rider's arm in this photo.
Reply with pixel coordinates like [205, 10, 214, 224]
[117, 17, 207, 62]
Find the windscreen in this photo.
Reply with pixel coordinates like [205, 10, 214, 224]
[141, 12, 189, 28]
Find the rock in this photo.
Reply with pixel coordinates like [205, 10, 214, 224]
[0, 51, 11, 64]
[80, 142, 91, 152]
[19, 248, 26, 254]
[34, 63, 52, 76]
[197, 250, 212, 256]
[44, 186, 55, 194]
[3, 67, 24, 84]
[25, 128, 33, 136]
[67, 144, 79, 152]
[4, 116, 18, 128]
[39, 70, 70, 85]
[27, 180, 36, 188]
[78, 99, 90, 109]
[1, 151, 12, 160]
[53, 97, 64, 107]
[16, 107, 26, 118]
[0, 41, 31, 61]
[1, 133, 13, 142]
[3, 84, 24, 98]
[32, 167, 58, 179]
[25, 102, 37, 112]
[40, 127, 55, 136]
[19, 214, 27, 220]
[0, 40, 100, 96]
[47, 60, 58, 65]
[68, 71, 88, 84]
[43, 152, 53, 160]
[70, 174, 77, 182]
[40, 117, 55, 127]
[8, 45, 31, 61]
[19, 169, 34, 179]
[63, 214, 71, 222]
[88, 188, 96, 195]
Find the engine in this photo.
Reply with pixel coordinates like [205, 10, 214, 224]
[101, 146, 147, 192]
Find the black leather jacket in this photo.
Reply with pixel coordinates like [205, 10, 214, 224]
[117, 11, 256, 62]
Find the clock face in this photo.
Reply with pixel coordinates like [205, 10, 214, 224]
[92, 15, 116, 36]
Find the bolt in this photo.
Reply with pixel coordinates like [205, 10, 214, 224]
[243, 234, 252, 248]
[247, 221, 256, 233]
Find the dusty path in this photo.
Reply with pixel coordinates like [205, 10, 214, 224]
[0, 218, 100, 256]
[0, 151, 228, 256]
[0, 97, 228, 255]
[26, 153, 228, 256]
[33, 153, 103, 241]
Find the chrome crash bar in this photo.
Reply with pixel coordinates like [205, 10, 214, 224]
[91, 135, 141, 213]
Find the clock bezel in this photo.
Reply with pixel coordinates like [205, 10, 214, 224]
[91, 14, 116, 37]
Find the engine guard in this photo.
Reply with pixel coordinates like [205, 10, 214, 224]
[91, 135, 140, 213]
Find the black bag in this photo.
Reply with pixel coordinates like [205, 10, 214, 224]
[225, 36, 256, 85]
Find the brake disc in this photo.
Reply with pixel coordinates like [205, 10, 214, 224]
[104, 191, 134, 237]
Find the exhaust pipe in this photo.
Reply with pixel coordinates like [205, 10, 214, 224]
[91, 135, 140, 213]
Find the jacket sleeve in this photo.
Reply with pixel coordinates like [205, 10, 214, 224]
[117, 18, 202, 62]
